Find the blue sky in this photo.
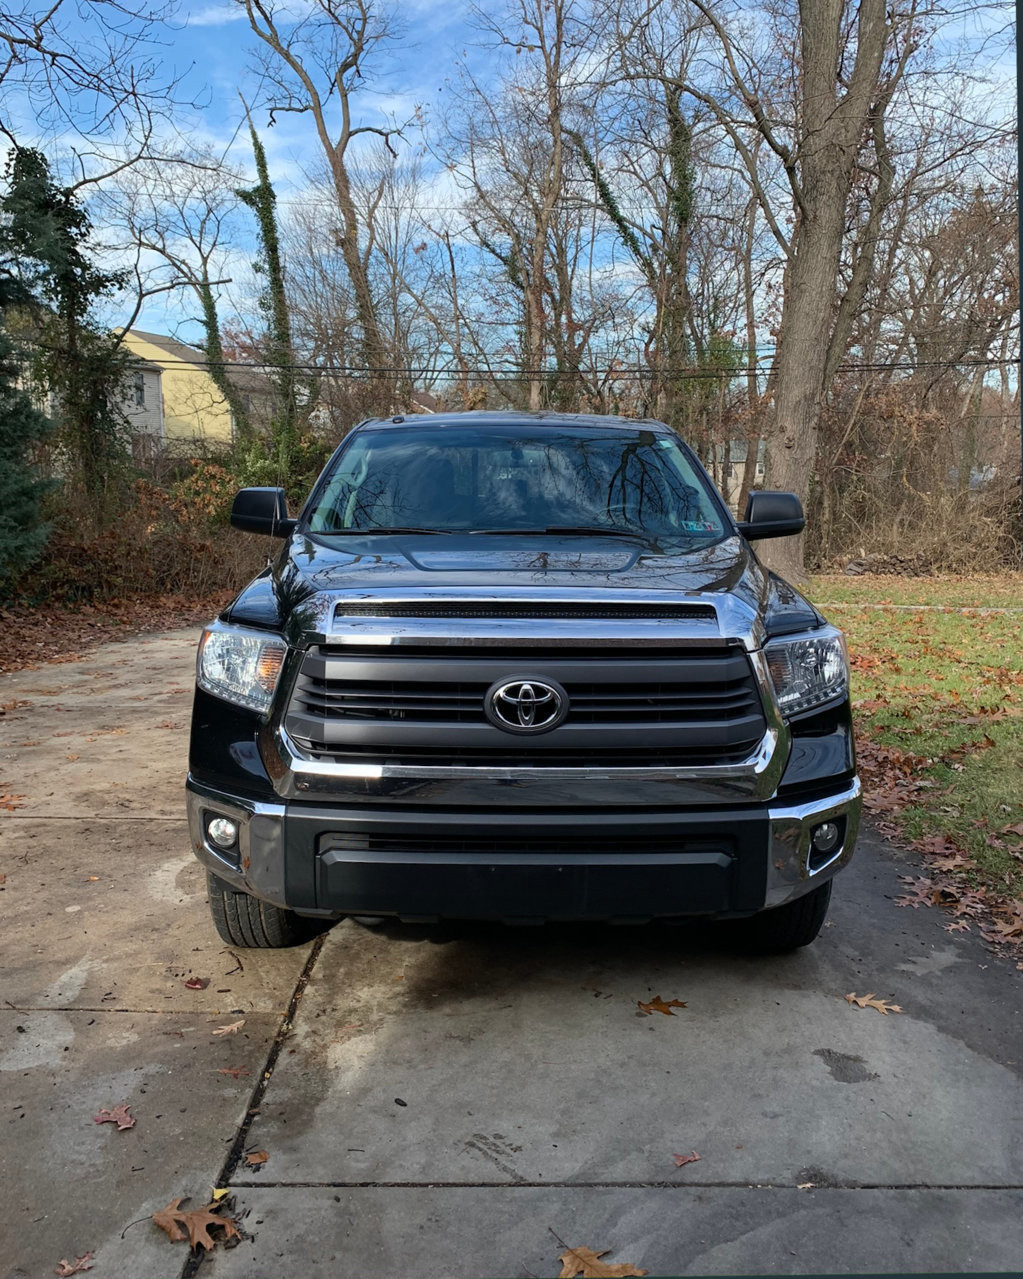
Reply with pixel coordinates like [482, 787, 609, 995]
[124, 0, 492, 338]
[160, 1, 474, 184]
[5, 1, 1015, 349]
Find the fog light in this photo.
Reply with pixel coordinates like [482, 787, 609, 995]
[207, 816, 239, 849]
[811, 821, 841, 854]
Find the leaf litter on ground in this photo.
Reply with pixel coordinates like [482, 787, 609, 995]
[809, 576, 1023, 961]
[93, 1104, 135, 1130]
[672, 1151, 700, 1167]
[54, 1254, 94, 1276]
[844, 992, 904, 1015]
[636, 995, 686, 1016]
[211, 1018, 246, 1036]
[557, 1245, 648, 1278]
[152, 1196, 240, 1251]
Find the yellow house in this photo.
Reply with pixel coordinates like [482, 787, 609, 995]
[120, 329, 271, 446]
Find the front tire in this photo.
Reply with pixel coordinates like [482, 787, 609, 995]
[206, 870, 329, 948]
[744, 880, 832, 953]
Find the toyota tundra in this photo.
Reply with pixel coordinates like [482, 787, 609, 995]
[187, 412, 860, 950]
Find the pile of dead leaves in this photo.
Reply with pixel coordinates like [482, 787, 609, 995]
[0, 593, 231, 675]
[857, 738, 1023, 965]
[894, 849, 1023, 960]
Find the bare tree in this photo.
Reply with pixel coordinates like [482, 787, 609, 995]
[611, 0, 915, 576]
[444, 0, 605, 410]
[237, 0, 408, 396]
[0, 1, 186, 167]
[111, 147, 255, 436]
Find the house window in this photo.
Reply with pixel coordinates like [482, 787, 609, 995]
[133, 371, 145, 408]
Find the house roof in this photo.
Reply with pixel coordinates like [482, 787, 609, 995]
[126, 329, 272, 396]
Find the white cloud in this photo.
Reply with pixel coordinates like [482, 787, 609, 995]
[185, 3, 247, 28]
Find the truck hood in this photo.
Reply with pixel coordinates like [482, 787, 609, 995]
[224, 531, 822, 650]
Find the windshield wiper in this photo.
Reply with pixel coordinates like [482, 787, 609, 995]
[317, 526, 455, 535]
[470, 525, 644, 538]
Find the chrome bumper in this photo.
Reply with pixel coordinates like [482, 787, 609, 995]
[187, 775, 861, 918]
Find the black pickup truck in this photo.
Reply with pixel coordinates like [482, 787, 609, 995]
[187, 412, 859, 950]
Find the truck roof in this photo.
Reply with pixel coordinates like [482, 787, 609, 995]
[355, 410, 675, 435]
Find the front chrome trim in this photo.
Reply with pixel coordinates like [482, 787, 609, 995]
[186, 779, 289, 907]
[284, 585, 768, 652]
[263, 721, 788, 806]
[763, 779, 862, 908]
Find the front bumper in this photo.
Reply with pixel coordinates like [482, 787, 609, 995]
[186, 777, 861, 922]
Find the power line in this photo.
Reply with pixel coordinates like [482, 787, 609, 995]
[127, 350, 1021, 379]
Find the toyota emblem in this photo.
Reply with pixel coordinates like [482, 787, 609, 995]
[484, 677, 569, 735]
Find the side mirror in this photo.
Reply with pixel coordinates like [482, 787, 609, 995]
[736, 490, 804, 540]
[230, 487, 298, 537]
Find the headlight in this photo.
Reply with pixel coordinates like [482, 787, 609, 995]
[197, 625, 287, 714]
[765, 626, 848, 718]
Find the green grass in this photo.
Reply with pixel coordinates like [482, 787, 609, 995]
[808, 574, 1023, 901]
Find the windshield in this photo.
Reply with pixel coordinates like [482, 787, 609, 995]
[305, 423, 727, 540]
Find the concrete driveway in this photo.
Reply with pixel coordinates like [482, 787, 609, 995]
[1, 629, 1021, 1278]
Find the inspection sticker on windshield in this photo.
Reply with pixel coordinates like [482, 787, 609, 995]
[680, 520, 718, 532]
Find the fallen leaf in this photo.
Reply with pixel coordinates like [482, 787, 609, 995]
[211, 1187, 230, 1203]
[55, 1254, 94, 1275]
[217, 1066, 250, 1078]
[183, 976, 209, 990]
[152, 1197, 241, 1251]
[672, 1151, 700, 1167]
[558, 1246, 647, 1278]
[93, 1103, 135, 1130]
[0, 873, 6, 885]
[844, 992, 904, 1015]
[0, 792, 25, 811]
[211, 1019, 245, 1036]
[637, 995, 687, 1016]
[244, 1149, 269, 1167]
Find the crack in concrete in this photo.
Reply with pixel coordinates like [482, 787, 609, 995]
[179, 935, 326, 1279]
[223, 1179, 1023, 1191]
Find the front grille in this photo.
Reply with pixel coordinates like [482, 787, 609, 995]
[285, 645, 767, 768]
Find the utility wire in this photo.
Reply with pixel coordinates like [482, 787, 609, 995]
[126, 352, 1021, 378]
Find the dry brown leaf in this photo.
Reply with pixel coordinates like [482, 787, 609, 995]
[637, 995, 687, 1016]
[558, 1246, 648, 1278]
[844, 992, 904, 1015]
[183, 976, 209, 990]
[54, 1254, 94, 1275]
[672, 1150, 700, 1167]
[152, 1197, 241, 1251]
[244, 1149, 269, 1168]
[211, 1018, 245, 1036]
[93, 1103, 135, 1130]
[217, 1066, 250, 1078]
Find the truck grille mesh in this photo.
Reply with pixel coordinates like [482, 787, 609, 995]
[285, 645, 767, 768]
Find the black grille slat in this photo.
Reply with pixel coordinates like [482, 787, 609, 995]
[285, 643, 767, 766]
[323, 832, 728, 857]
